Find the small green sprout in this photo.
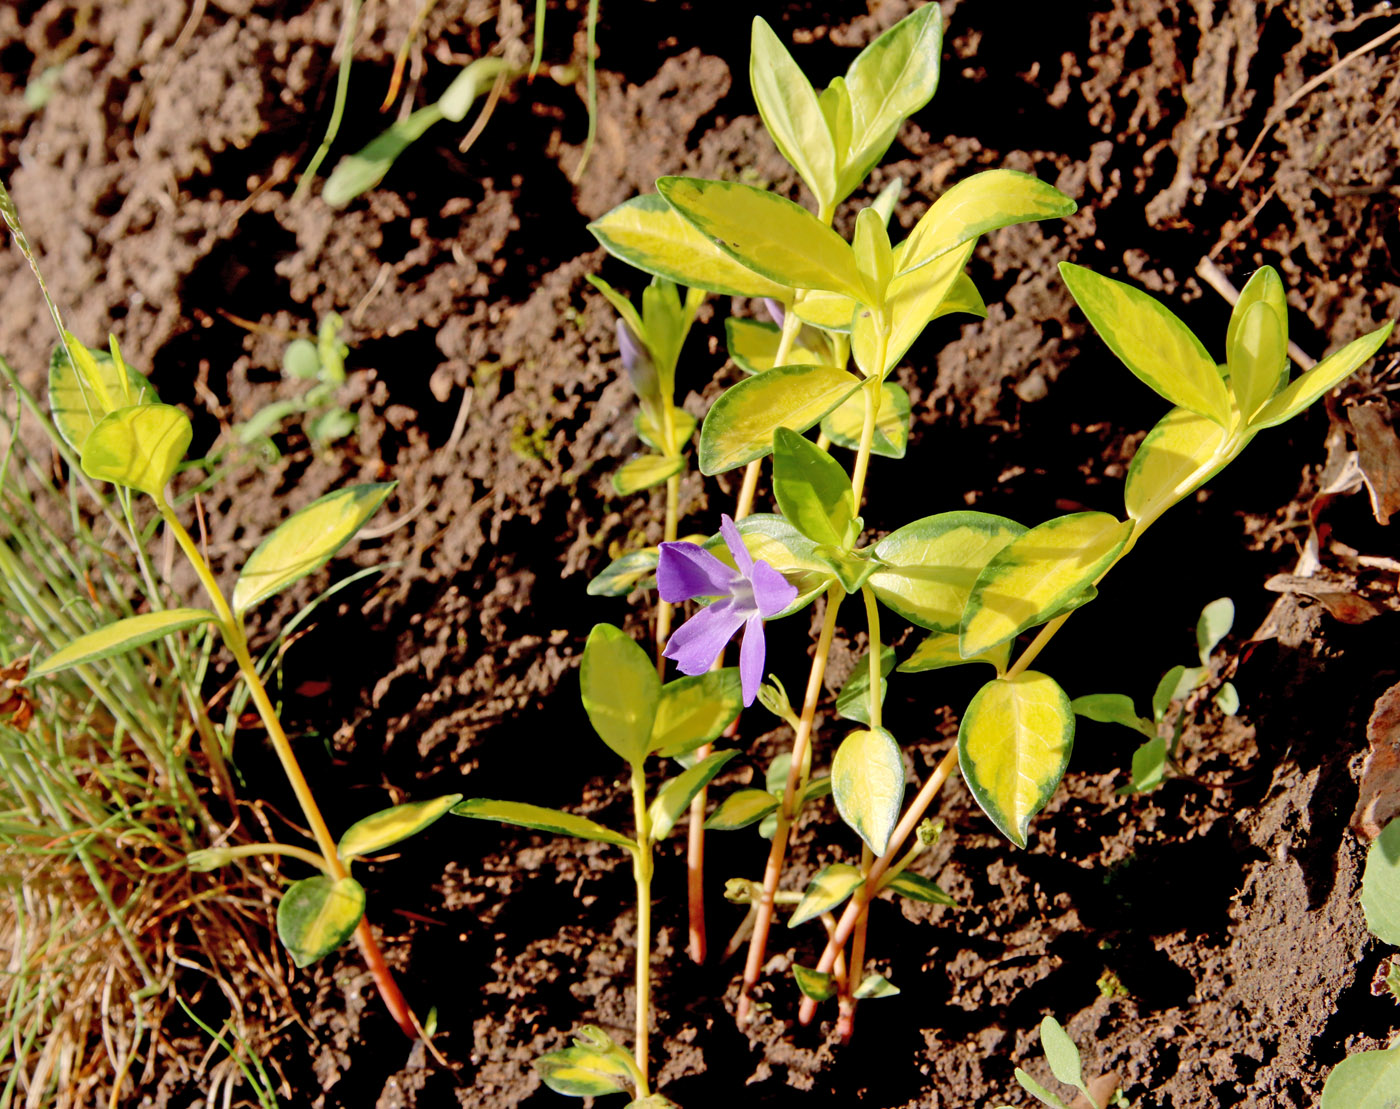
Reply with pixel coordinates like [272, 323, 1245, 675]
[1072, 597, 1239, 794]
[236, 313, 357, 452]
[993, 1016, 1127, 1109]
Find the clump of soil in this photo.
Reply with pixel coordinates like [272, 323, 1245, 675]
[1, 0, 1398, 1106]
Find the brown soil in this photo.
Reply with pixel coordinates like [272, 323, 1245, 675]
[3, 0, 1399, 1106]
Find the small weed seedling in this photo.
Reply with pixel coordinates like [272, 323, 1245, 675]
[1072, 597, 1238, 794]
[456, 624, 744, 1103]
[236, 312, 359, 452]
[1320, 816, 1400, 1105]
[994, 1016, 1127, 1109]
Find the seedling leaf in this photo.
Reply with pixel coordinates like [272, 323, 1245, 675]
[613, 453, 684, 495]
[898, 630, 1010, 674]
[1014, 1067, 1074, 1109]
[1071, 693, 1154, 737]
[587, 547, 659, 597]
[853, 973, 900, 999]
[1124, 404, 1231, 524]
[1039, 1017, 1088, 1095]
[725, 317, 823, 375]
[959, 672, 1074, 847]
[1196, 597, 1234, 663]
[882, 870, 956, 906]
[233, 484, 395, 615]
[750, 18, 836, 211]
[822, 381, 911, 458]
[31, 608, 216, 678]
[835, 644, 897, 725]
[535, 1045, 634, 1098]
[704, 788, 780, 831]
[1320, 1041, 1400, 1109]
[792, 964, 837, 1001]
[453, 798, 637, 851]
[1251, 322, 1394, 431]
[649, 749, 740, 841]
[337, 794, 464, 860]
[277, 875, 366, 968]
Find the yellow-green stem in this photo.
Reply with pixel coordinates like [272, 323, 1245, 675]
[630, 763, 654, 1093]
[198, 841, 332, 872]
[737, 583, 843, 1022]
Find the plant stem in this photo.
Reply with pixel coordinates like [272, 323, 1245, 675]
[629, 762, 654, 1093]
[799, 745, 959, 1025]
[159, 505, 418, 1038]
[737, 582, 843, 1022]
[294, 0, 361, 200]
[196, 841, 333, 873]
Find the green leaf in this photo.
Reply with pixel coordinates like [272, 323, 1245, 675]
[588, 193, 788, 299]
[1071, 693, 1153, 737]
[771, 426, 856, 546]
[1362, 817, 1400, 946]
[283, 337, 321, 380]
[1151, 663, 1200, 722]
[704, 789, 780, 831]
[898, 630, 1011, 674]
[831, 726, 905, 854]
[50, 339, 151, 452]
[960, 512, 1133, 660]
[869, 511, 1027, 633]
[80, 403, 192, 501]
[1197, 597, 1234, 663]
[821, 381, 911, 458]
[790, 863, 864, 928]
[438, 55, 514, 122]
[698, 363, 862, 475]
[899, 170, 1076, 277]
[725, 317, 824, 375]
[852, 206, 893, 305]
[536, 1045, 634, 1098]
[580, 623, 660, 766]
[1059, 263, 1231, 426]
[651, 669, 743, 758]
[835, 644, 897, 725]
[276, 875, 366, 968]
[613, 453, 683, 495]
[853, 973, 900, 999]
[959, 671, 1074, 848]
[1039, 1017, 1088, 1097]
[1014, 1067, 1074, 1109]
[1120, 735, 1167, 794]
[882, 870, 956, 906]
[794, 288, 858, 332]
[1320, 1042, 1400, 1109]
[323, 104, 444, 208]
[839, 3, 942, 199]
[1123, 404, 1232, 524]
[586, 273, 647, 348]
[1225, 266, 1290, 422]
[452, 798, 637, 851]
[657, 176, 868, 301]
[750, 18, 837, 212]
[1251, 321, 1395, 431]
[649, 749, 740, 841]
[30, 608, 216, 679]
[858, 242, 974, 378]
[587, 547, 659, 598]
[337, 794, 464, 860]
[793, 964, 837, 1001]
[1214, 681, 1240, 716]
[231, 484, 394, 616]
[636, 407, 698, 452]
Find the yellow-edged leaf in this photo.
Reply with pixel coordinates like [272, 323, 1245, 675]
[536, 1046, 633, 1098]
[613, 453, 683, 495]
[960, 511, 1133, 659]
[862, 241, 974, 376]
[794, 289, 857, 332]
[789, 863, 863, 928]
[897, 630, 1010, 674]
[31, 608, 215, 678]
[1225, 266, 1289, 422]
[586, 547, 659, 598]
[1251, 321, 1394, 431]
[649, 749, 740, 841]
[831, 725, 905, 854]
[658, 177, 869, 302]
[1123, 405, 1231, 524]
[580, 623, 659, 766]
[821, 381, 910, 458]
[277, 875, 366, 968]
[704, 788, 780, 831]
[898, 169, 1076, 277]
[80, 404, 191, 500]
[453, 798, 637, 850]
[868, 511, 1027, 632]
[703, 514, 836, 615]
[750, 17, 837, 211]
[636, 407, 698, 451]
[958, 671, 1073, 847]
[724, 317, 823, 374]
[588, 193, 788, 299]
[50, 340, 153, 451]
[1059, 262, 1232, 426]
[232, 484, 395, 615]
[337, 794, 464, 860]
[698, 363, 862, 474]
[853, 206, 893, 306]
[650, 669, 743, 758]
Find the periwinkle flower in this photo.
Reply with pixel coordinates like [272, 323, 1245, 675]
[658, 515, 798, 705]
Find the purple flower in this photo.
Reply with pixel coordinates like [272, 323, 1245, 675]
[657, 515, 798, 705]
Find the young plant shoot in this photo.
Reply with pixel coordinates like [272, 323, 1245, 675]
[456, 624, 742, 1103]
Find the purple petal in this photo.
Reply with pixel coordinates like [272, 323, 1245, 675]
[738, 615, 766, 705]
[656, 542, 734, 603]
[764, 298, 786, 326]
[750, 559, 798, 618]
[664, 599, 748, 676]
[719, 514, 754, 576]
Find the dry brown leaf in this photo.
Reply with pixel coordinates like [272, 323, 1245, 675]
[1354, 681, 1400, 839]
